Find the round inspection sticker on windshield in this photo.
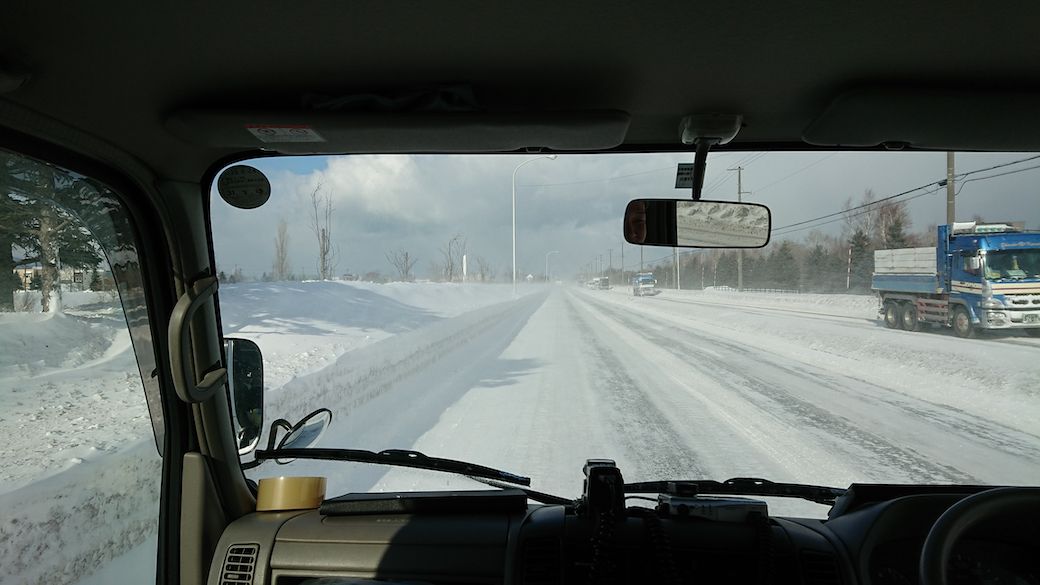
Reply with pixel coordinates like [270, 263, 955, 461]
[217, 165, 272, 209]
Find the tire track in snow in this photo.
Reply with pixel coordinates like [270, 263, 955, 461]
[578, 291, 979, 484]
[562, 294, 709, 481]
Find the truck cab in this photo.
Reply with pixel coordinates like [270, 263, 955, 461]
[944, 223, 1040, 332]
[632, 272, 659, 296]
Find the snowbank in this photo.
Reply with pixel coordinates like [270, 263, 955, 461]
[651, 287, 878, 319]
[0, 281, 537, 585]
[219, 281, 531, 388]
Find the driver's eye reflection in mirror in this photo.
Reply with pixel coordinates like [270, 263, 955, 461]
[624, 200, 676, 245]
[625, 200, 649, 244]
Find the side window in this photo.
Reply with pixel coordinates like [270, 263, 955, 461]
[962, 255, 979, 276]
[0, 150, 162, 585]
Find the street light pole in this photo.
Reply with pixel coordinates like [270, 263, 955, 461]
[544, 250, 559, 282]
[512, 155, 557, 295]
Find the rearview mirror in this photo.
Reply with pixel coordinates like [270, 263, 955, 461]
[224, 337, 264, 455]
[624, 199, 771, 248]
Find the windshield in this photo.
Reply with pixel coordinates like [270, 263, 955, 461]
[985, 250, 1040, 280]
[210, 151, 1040, 517]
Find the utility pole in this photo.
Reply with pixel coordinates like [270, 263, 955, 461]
[946, 152, 956, 225]
[599, 254, 603, 276]
[727, 166, 752, 291]
[620, 242, 624, 284]
[608, 249, 613, 274]
[640, 247, 644, 272]
[674, 249, 681, 290]
[846, 245, 852, 290]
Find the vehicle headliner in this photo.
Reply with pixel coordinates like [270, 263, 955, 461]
[2, 1, 1040, 182]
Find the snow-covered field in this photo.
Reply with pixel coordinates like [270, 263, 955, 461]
[3, 281, 1040, 584]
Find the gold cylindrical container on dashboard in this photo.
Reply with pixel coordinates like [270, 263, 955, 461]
[255, 476, 327, 512]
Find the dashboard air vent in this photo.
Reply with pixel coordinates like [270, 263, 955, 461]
[521, 537, 562, 585]
[220, 544, 259, 585]
[801, 550, 841, 585]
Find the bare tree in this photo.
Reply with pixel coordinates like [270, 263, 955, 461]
[474, 255, 496, 282]
[842, 189, 878, 240]
[385, 249, 418, 281]
[309, 184, 337, 280]
[272, 218, 291, 281]
[439, 233, 467, 282]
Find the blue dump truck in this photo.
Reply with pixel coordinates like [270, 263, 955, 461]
[872, 222, 1040, 338]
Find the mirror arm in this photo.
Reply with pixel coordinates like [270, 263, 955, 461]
[265, 418, 293, 451]
[690, 138, 719, 201]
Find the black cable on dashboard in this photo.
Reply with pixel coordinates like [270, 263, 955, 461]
[627, 507, 680, 585]
[589, 507, 617, 585]
[754, 513, 774, 585]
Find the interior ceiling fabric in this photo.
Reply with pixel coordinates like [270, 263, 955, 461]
[3, 0, 1040, 180]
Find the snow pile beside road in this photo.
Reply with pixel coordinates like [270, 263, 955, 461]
[0, 281, 535, 585]
[220, 281, 531, 388]
[668, 288, 877, 319]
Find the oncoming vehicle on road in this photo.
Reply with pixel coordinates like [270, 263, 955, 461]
[632, 272, 660, 296]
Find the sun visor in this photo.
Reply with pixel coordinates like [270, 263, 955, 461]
[165, 109, 630, 153]
[804, 88, 1040, 150]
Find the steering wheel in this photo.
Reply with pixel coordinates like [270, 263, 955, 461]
[920, 487, 1040, 585]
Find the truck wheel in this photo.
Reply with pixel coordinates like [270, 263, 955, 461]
[952, 307, 976, 339]
[884, 303, 901, 329]
[901, 304, 921, 332]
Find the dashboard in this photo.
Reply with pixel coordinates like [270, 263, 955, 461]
[206, 486, 1038, 585]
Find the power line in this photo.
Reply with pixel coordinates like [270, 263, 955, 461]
[955, 154, 1040, 179]
[772, 186, 941, 237]
[955, 162, 1040, 196]
[773, 155, 1040, 237]
[771, 181, 939, 233]
[755, 153, 839, 194]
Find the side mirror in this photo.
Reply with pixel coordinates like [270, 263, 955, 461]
[268, 408, 333, 464]
[967, 256, 981, 271]
[624, 199, 771, 248]
[224, 338, 264, 455]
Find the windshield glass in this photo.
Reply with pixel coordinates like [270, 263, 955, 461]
[985, 250, 1040, 280]
[210, 151, 1040, 517]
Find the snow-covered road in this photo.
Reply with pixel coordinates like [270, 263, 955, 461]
[294, 286, 1040, 518]
[6, 282, 1040, 584]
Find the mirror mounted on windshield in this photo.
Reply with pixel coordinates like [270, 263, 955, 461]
[276, 408, 333, 455]
[224, 337, 264, 455]
[624, 199, 771, 248]
[241, 408, 333, 470]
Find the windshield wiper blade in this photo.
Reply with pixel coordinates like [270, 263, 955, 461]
[624, 477, 846, 505]
[465, 475, 575, 506]
[254, 447, 531, 486]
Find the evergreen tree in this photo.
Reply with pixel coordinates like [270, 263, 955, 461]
[885, 215, 910, 249]
[1, 151, 105, 311]
[715, 252, 737, 288]
[768, 241, 801, 290]
[803, 244, 843, 292]
[848, 229, 873, 291]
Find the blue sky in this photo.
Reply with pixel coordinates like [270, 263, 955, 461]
[211, 152, 1040, 280]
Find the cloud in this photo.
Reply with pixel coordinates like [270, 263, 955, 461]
[211, 152, 1040, 280]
